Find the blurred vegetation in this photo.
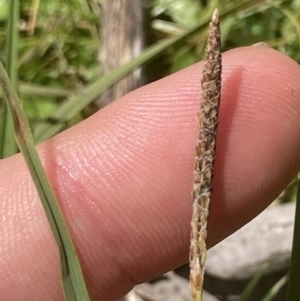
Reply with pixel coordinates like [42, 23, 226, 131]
[0, 0, 300, 143]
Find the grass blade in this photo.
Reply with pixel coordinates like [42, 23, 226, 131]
[286, 174, 300, 301]
[239, 262, 269, 301]
[0, 0, 18, 157]
[20, 82, 74, 98]
[261, 275, 288, 301]
[0, 61, 90, 301]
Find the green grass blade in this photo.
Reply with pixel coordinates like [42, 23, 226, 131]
[0, 0, 19, 157]
[20, 82, 74, 98]
[33, 0, 252, 143]
[261, 275, 288, 301]
[239, 262, 269, 301]
[0, 61, 90, 301]
[286, 174, 300, 301]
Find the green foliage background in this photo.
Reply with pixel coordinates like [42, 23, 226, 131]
[1, 0, 300, 139]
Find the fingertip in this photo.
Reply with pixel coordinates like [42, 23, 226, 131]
[209, 46, 300, 244]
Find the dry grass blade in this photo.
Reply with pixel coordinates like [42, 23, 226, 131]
[189, 8, 222, 301]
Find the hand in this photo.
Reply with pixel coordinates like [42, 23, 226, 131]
[1, 45, 300, 301]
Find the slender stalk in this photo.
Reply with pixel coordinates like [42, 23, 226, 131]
[286, 174, 300, 301]
[1, 0, 18, 158]
[262, 275, 288, 301]
[189, 9, 222, 301]
[27, 0, 40, 35]
[239, 262, 269, 301]
[0, 60, 91, 301]
[20, 82, 74, 98]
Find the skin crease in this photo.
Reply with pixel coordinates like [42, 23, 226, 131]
[1, 46, 300, 301]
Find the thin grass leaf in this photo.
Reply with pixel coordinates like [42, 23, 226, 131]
[0, 61, 90, 301]
[261, 275, 288, 301]
[33, 0, 252, 143]
[0, 0, 18, 158]
[27, 0, 40, 35]
[20, 82, 74, 98]
[286, 173, 300, 301]
[239, 262, 269, 301]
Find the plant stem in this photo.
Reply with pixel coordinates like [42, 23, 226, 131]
[0, 60, 91, 301]
[286, 174, 300, 301]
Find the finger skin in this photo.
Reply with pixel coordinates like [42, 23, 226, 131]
[1, 46, 300, 301]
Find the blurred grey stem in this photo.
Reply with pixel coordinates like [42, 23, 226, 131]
[97, 0, 146, 109]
